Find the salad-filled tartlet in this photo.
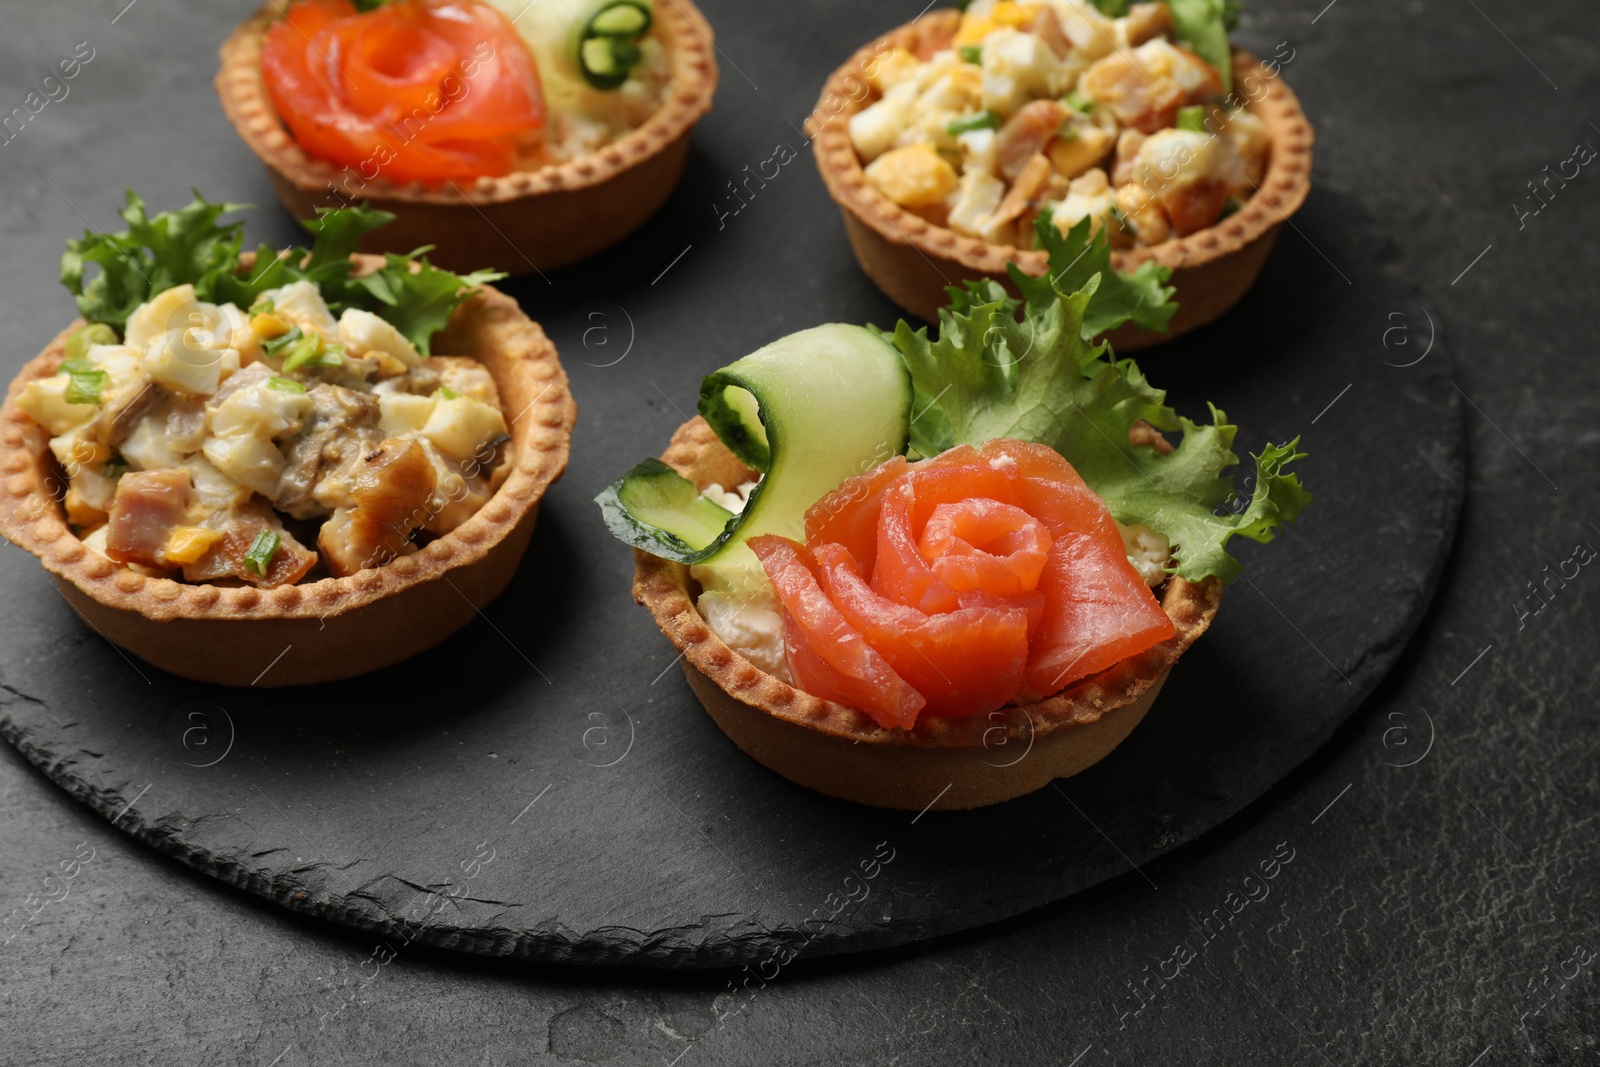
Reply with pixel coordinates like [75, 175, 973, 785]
[812, 0, 1312, 346]
[217, 0, 718, 272]
[0, 192, 575, 687]
[599, 221, 1308, 809]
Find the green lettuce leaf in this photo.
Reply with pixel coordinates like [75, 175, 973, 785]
[60, 191, 502, 354]
[1165, 0, 1237, 92]
[891, 266, 1308, 584]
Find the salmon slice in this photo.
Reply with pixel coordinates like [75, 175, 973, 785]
[768, 438, 1174, 723]
[748, 535, 925, 730]
[813, 543, 1030, 718]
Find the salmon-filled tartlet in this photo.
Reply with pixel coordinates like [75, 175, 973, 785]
[598, 226, 1309, 809]
[217, 0, 718, 272]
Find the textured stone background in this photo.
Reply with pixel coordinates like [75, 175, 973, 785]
[1, 0, 1597, 1063]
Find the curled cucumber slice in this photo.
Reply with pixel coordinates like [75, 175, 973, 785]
[571, 0, 653, 90]
[595, 324, 914, 568]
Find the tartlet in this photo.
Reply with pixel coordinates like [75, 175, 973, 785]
[0, 261, 576, 688]
[216, 0, 719, 274]
[634, 417, 1221, 811]
[811, 9, 1313, 347]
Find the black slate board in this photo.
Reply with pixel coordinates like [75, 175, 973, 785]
[0, 179, 1462, 967]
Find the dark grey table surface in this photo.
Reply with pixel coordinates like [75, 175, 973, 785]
[2, 0, 1597, 1064]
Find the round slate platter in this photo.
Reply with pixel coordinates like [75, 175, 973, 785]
[0, 183, 1462, 968]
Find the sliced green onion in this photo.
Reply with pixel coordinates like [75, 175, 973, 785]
[1220, 195, 1245, 217]
[1065, 90, 1095, 114]
[64, 369, 109, 405]
[958, 45, 982, 64]
[243, 529, 280, 578]
[267, 376, 306, 393]
[64, 323, 118, 363]
[435, 386, 463, 400]
[573, 0, 654, 91]
[103, 454, 131, 479]
[60, 356, 95, 374]
[1176, 105, 1207, 132]
[261, 325, 304, 357]
[947, 110, 1001, 136]
[249, 296, 277, 315]
[279, 332, 345, 374]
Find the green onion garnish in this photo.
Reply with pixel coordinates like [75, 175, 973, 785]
[64, 369, 109, 405]
[947, 110, 1001, 136]
[958, 45, 982, 64]
[1221, 195, 1245, 217]
[1176, 105, 1207, 132]
[103, 454, 131, 478]
[243, 529, 280, 578]
[1065, 90, 1095, 114]
[436, 387, 463, 400]
[262, 326, 304, 356]
[278, 332, 345, 374]
[267, 376, 306, 393]
[64, 323, 118, 363]
[249, 296, 277, 315]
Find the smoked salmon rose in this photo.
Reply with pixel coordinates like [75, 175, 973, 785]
[748, 438, 1175, 730]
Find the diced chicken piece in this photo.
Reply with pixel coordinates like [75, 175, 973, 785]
[414, 437, 495, 536]
[1030, 5, 1070, 58]
[317, 438, 438, 576]
[1118, 2, 1172, 48]
[105, 469, 193, 568]
[864, 144, 960, 207]
[107, 383, 168, 448]
[990, 152, 1054, 232]
[1111, 127, 1146, 185]
[1079, 38, 1222, 133]
[181, 502, 317, 587]
[338, 308, 422, 369]
[997, 99, 1067, 180]
[1114, 182, 1172, 244]
[1053, 0, 1118, 60]
[1133, 128, 1231, 235]
[1220, 108, 1270, 188]
[274, 384, 383, 520]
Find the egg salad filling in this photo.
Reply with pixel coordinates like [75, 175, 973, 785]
[20, 281, 513, 588]
[849, 0, 1269, 250]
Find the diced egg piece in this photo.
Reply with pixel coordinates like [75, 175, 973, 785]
[1050, 167, 1118, 235]
[957, 127, 1000, 177]
[261, 280, 339, 339]
[849, 82, 916, 162]
[201, 434, 287, 497]
[48, 426, 108, 473]
[181, 455, 253, 513]
[866, 46, 920, 92]
[980, 30, 1063, 116]
[947, 169, 1009, 240]
[209, 380, 313, 440]
[16, 375, 99, 435]
[379, 392, 438, 436]
[119, 412, 187, 472]
[1055, 0, 1118, 60]
[864, 144, 959, 207]
[142, 328, 236, 397]
[421, 395, 508, 461]
[339, 308, 422, 368]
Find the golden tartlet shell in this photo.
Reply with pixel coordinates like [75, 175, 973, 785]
[215, 0, 719, 274]
[0, 259, 577, 688]
[632, 417, 1222, 811]
[811, 10, 1314, 349]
